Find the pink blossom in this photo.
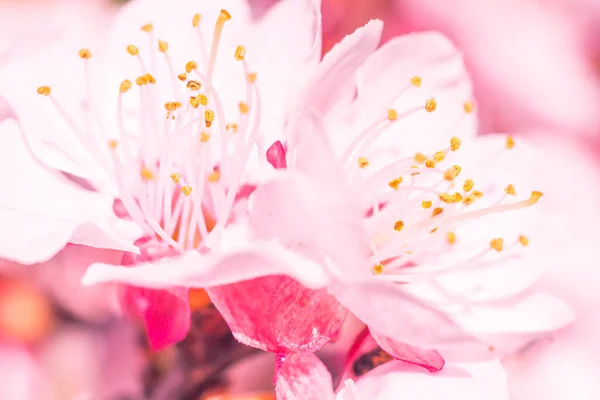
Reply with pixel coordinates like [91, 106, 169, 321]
[318, 0, 600, 143]
[275, 351, 509, 399]
[0, 343, 45, 400]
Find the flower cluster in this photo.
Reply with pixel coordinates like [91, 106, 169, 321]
[0, 0, 574, 398]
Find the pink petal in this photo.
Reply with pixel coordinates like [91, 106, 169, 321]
[370, 330, 445, 372]
[275, 352, 336, 400]
[249, 169, 370, 282]
[353, 360, 509, 399]
[330, 281, 481, 351]
[119, 285, 191, 349]
[266, 140, 288, 169]
[295, 19, 383, 115]
[208, 276, 284, 351]
[0, 120, 140, 264]
[81, 235, 331, 290]
[208, 276, 346, 353]
[269, 277, 347, 352]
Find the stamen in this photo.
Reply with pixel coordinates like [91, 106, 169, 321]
[414, 153, 427, 164]
[388, 177, 402, 190]
[158, 39, 169, 53]
[372, 263, 384, 275]
[450, 137, 461, 151]
[433, 151, 445, 162]
[432, 207, 444, 217]
[140, 167, 155, 181]
[393, 220, 405, 232]
[234, 45, 246, 61]
[410, 76, 422, 87]
[504, 184, 516, 196]
[358, 157, 370, 168]
[141, 23, 153, 32]
[178, 73, 187, 81]
[181, 186, 193, 196]
[247, 73, 257, 83]
[518, 235, 529, 246]
[207, 9, 232, 81]
[506, 135, 515, 149]
[447, 232, 456, 244]
[463, 101, 474, 113]
[186, 80, 202, 91]
[425, 98, 437, 112]
[170, 173, 180, 183]
[37, 86, 51, 96]
[192, 13, 201, 27]
[126, 44, 139, 56]
[239, 102, 249, 114]
[421, 200, 432, 209]
[78, 48, 92, 59]
[119, 80, 132, 93]
[425, 160, 435, 168]
[185, 61, 198, 73]
[387, 109, 398, 121]
[490, 238, 504, 252]
[463, 179, 474, 192]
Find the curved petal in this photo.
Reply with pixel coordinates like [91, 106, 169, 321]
[0, 120, 140, 264]
[81, 234, 331, 290]
[275, 352, 336, 400]
[370, 330, 445, 372]
[269, 277, 347, 352]
[330, 280, 483, 351]
[119, 285, 190, 349]
[294, 19, 383, 118]
[354, 360, 509, 399]
[249, 168, 370, 282]
[338, 31, 476, 164]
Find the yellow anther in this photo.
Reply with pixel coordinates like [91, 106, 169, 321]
[463, 179, 474, 192]
[394, 220, 405, 232]
[358, 157, 370, 168]
[443, 168, 457, 181]
[372, 264, 384, 275]
[140, 167, 155, 181]
[181, 185, 193, 196]
[410, 166, 420, 176]
[529, 191, 544, 204]
[506, 135, 515, 149]
[488, 346, 495, 352]
[463, 195, 475, 206]
[439, 193, 452, 204]
[504, 184, 516, 196]
[473, 190, 483, 199]
[490, 238, 504, 252]
[518, 235, 529, 246]
[447, 232, 456, 245]
[425, 98, 437, 112]
[186, 80, 201, 91]
[450, 137, 461, 151]
[433, 151, 445, 162]
[108, 139, 119, 149]
[421, 200, 432, 209]
[119, 80, 132, 93]
[126, 44, 139, 56]
[141, 23, 153, 32]
[200, 132, 211, 142]
[463, 101, 475, 113]
[226, 123, 239, 133]
[136, 75, 149, 86]
[234, 45, 246, 61]
[145, 73, 156, 84]
[158, 39, 169, 53]
[37, 86, 51, 96]
[204, 109, 215, 122]
[430, 227, 439, 233]
[170, 173, 180, 183]
[178, 73, 187, 81]
[208, 169, 221, 183]
[414, 152, 427, 164]
[432, 207, 444, 217]
[190, 94, 208, 108]
[452, 165, 462, 176]
[425, 159, 435, 168]
[247, 72, 257, 83]
[192, 13, 201, 27]
[453, 192, 463, 202]
[410, 76, 422, 88]
[219, 9, 232, 21]
[239, 102, 249, 114]
[78, 48, 92, 59]
[388, 177, 403, 190]
[387, 109, 398, 121]
[185, 61, 198, 73]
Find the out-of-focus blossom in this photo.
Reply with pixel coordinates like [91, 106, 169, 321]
[2, 0, 330, 349]
[317, 0, 600, 144]
[0, 343, 45, 400]
[275, 351, 509, 399]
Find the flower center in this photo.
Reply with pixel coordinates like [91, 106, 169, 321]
[37, 9, 261, 252]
